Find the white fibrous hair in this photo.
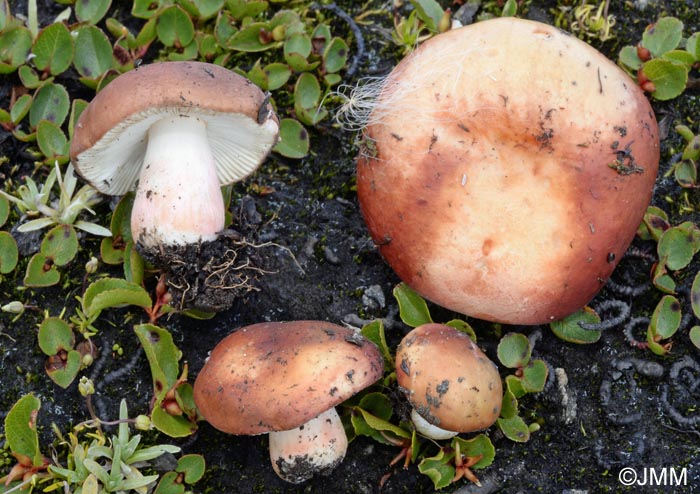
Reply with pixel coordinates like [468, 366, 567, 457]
[332, 44, 493, 133]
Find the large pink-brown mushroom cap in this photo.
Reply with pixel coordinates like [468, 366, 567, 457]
[193, 320, 384, 435]
[357, 18, 660, 325]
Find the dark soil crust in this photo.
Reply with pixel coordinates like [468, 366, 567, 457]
[2, 1, 700, 494]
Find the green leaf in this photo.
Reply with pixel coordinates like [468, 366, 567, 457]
[444, 319, 477, 341]
[505, 374, 526, 399]
[674, 159, 697, 187]
[520, 359, 548, 393]
[227, 22, 271, 52]
[686, 32, 700, 61]
[657, 221, 700, 270]
[191, 0, 224, 19]
[29, 82, 70, 128]
[642, 17, 683, 57]
[418, 448, 455, 489]
[4, 394, 43, 466]
[32, 22, 74, 75]
[322, 37, 348, 74]
[154, 471, 185, 494]
[0, 27, 33, 74]
[124, 241, 145, 284]
[618, 45, 643, 71]
[360, 320, 393, 369]
[294, 72, 326, 126]
[263, 62, 291, 91]
[46, 350, 81, 388]
[176, 454, 206, 483]
[73, 26, 113, 81]
[642, 58, 688, 101]
[284, 32, 311, 59]
[82, 277, 152, 318]
[75, 0, 111, 24]
[550, 306, 602, 344]
[652, 260, 677, 294]
[134, 324, 182, 397]
[36, 120, 69, 162]
[10, 93, 32, 125]
[132, 0, 163, 19]
[358, 392, 393, 421]
[357, 408, 411, 439]
[18, 64, 43, 89]
[392, 282, 433, 327]
[41, 224, 78, 266]
[691, 270, 700, 319]
[689, 326, 700, 350]
[662, 49, 696, 68]
[38, 317, 74, 355]
[24, 253, 61, 287]
[410, 0, 444, 33]
[157, 6, 195, 47]
[500, 389, 518, 419]
[496, 332, 531, 368]
[638, 206, 669, 241]
[273, 118, 309, 159]
[497, 414, 530, 442]
[151, 405, 198, 438]
[0, 231, 19, 273]
[649, 294, 681, 340]
[452, 434, 495, 469]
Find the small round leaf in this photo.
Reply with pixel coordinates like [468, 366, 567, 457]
[273, 118, 309, 159]
[497, 332, 531, 368]
[32, 22, 74, 75]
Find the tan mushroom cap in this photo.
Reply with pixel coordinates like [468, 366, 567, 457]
[193, 321, 384, 435]
[70, 61, 278, 195]
[357, 17, 660, 325]
[396, 324, 502, 433]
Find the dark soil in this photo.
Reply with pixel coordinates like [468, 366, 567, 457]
[2, 1, 700, 494]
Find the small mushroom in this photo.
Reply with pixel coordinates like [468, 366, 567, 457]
[356, 18, 660, 325]
[70, 61, 278, 260]
[396, 324, 502, 439]
[193, 321, 384, 483]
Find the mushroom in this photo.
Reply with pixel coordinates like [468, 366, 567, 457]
[356, 18, 660, 325]
[70, 61, 278, 260]
[395, 324, 502, 439]
[192, 320, 384, 483]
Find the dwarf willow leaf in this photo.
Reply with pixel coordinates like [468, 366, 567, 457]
[643, 58, 688, 101]
[32, 22, 74, 75]
[73, 26, 113, 80]
[393, 282, 433, 327]
[691, 271, 700, 319]
[658, 221, 700, 270]
[0, 231, 17, 274]
[497, 414, 530, 442]
[75, 0, 111, 24]
[273, 118, 309, 159]
[642, 17, 683, 57]
[82, 278, 152, 317]
[0, 27, 32, 73]
[29, 82, 70, 128]
[417, 449, 456, 490]
[176, 454, 206, 484]
[157, 5, 195, 47]
[453, 434, 495, 469]
[41, 224, 78, 266]
[690, 326, 700, 350]
[38, 317, 74, 355]
[550, 307, 602, 344]
[5, 394, 42, 466]
[497, 332, 531, 368]
[649, 294, 681, 339]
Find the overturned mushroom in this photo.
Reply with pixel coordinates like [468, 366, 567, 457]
[396, 324, 502, 440]
[356, 17, 660, 325]
[193, 321, 384, 483]
[70, 61, 278, 310]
